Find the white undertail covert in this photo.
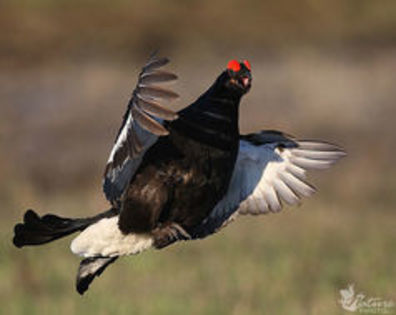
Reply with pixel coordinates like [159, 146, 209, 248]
[70, 217, 154, 258]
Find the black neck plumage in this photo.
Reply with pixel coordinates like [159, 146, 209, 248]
[171, 77, 241, 151]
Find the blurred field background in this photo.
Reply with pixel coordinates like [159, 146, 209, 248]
[1, 1, 396, 314]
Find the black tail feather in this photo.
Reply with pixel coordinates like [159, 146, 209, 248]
[76, 256, 118, 295]
[13, 208, 118, 248]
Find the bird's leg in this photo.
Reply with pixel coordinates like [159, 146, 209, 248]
[152, 222, 191, 249]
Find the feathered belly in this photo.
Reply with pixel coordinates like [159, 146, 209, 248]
[118, 132, 239, 234]
[159, 139, 239, 229]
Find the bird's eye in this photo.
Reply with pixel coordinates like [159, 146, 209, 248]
[227, 60, 241, 72]
[243, 60, 251, 71]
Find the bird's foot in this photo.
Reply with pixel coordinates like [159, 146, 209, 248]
[152, 222, 191, 249]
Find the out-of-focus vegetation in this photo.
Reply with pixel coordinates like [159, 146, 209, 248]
[1, 0, 396, 67]
[0, 1, 395, 314]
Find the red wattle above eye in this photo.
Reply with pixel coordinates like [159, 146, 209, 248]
[243, 60, 251, 71]
[227, 60, 241, 72]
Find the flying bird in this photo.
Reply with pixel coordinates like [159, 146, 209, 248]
[13, 55, 345, 294]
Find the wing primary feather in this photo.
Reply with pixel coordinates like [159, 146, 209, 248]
[279, 171, 316, 197]
[255, 189, 270, 214]
[238, 201, 250, 215]
[249, 194, 262, 215]
[139, 71, 178, 85]
[273, 177, 300, 205]
[297, 141, 343, 152]
[135, 95, 178, 120]
[289, 155, 336, 170]
[131, 105, 169, 136]
[137, 86, 179, 100]
[263, 185, 281, 212]
[285, 163, 306, 180]
[292, 149, 346, 161]
[246, 198, 260, 215]
[143, 57, 169, 72]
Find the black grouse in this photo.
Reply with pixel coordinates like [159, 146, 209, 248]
[13, 55, 345, 295]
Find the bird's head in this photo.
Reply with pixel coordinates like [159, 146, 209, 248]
[222, 59, 252, 96]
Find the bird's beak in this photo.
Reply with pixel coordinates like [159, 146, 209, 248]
[242, 76, 250, 88]
[240, 74, 252, 89]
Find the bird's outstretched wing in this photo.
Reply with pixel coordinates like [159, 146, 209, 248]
[103, 54, 179, 204]
[190, 130, 346, 239]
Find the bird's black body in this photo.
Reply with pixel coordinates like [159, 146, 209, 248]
[119, 72, 245, 245]
[12, 55, 344, 295]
